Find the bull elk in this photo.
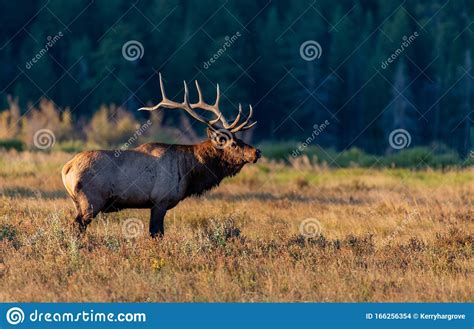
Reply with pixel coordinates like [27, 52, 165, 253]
[62, 74, 261, 237]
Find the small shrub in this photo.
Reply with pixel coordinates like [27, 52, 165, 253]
[104, 236, 121, 252]
[54, 140, 86, 153]
[384, 147, 460, 168]
[0, 224, 17, 242]
[203, 218, 242, 247]
[0, 138, 24, 151]
[21, 99, 74, 149]
[333, 147, 378, 167]
[85, 105, 140, 147]
[0, 96, 21, 139]
[0, 224, 20, 248]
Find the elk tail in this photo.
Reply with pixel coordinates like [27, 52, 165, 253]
[61, 161, 75, 198]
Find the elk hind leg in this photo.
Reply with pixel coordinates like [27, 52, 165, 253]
[74, 193, 104, 235]
[150, 205, 167, 237]
[69, 198, 86, 234]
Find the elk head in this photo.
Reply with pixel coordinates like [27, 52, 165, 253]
[138, 73, 261, 166]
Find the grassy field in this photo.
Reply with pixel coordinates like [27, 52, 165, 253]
[0, 150, 472, 302]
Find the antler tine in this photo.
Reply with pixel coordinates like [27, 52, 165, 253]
[195, 80, 204, 103]
[209, 112, 222, 125]
[182, 81, 213, 125]
[138, 73, 171, 111]
[239, 121, 257, 131]
[227, 104, 242, 130]
[215, 84, 220, 107]
[183, 80, 189, 104]
[231, 105, 257, 133]
[159, 72, 167, 100]
[191, 80, 229, 127]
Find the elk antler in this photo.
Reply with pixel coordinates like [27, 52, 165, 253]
[138, 73, 256, 133]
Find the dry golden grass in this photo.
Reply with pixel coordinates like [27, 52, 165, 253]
[0, 151, 472, 302]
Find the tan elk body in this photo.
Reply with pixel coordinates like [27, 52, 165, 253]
[62, 74, 260, 236]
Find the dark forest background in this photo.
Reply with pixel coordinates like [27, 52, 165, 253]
[0, 0, 473, 157]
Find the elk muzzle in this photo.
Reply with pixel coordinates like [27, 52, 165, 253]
[253, 149, 262, 163]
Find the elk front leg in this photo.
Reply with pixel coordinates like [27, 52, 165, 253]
[150, 205, 167, 237]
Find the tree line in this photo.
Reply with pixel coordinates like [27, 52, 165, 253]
[0, 0, 472, 156]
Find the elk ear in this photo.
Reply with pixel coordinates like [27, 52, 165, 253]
[207, 128, 218, 140]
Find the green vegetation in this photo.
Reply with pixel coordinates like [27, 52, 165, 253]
[0, 139, 24, 152]
[259, 142, 472, 168]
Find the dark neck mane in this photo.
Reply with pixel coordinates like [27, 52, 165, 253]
[184, 141, 244, 197]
